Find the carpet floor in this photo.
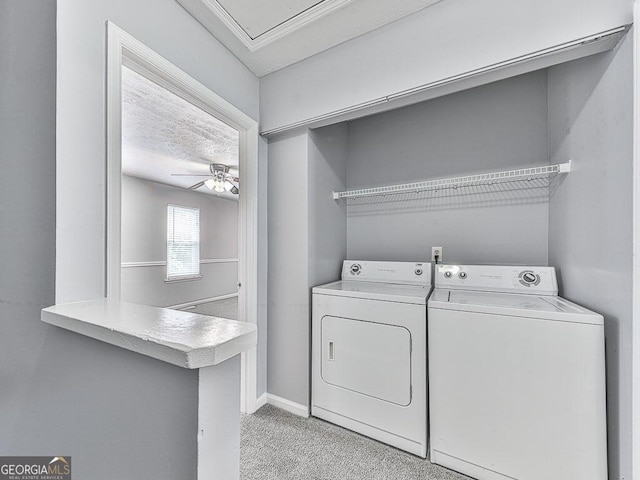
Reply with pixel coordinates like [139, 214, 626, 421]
[240, 404, 473, 480]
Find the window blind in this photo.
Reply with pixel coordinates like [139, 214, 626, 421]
[167, 204, 200, 280]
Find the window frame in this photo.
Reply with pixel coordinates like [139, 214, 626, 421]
[165, 204, 201, 283]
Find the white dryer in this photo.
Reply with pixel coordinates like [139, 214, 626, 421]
[428, 264, 607, 480]
[312, 260, 432, 457]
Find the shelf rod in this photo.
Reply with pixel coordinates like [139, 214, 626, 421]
[332, 162, 571, 200]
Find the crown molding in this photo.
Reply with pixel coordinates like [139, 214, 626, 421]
[176, 0, 443, 76]
[198, 0, 354, 52]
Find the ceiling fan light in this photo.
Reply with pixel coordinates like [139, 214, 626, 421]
[223, 180, 234, 192]
[213, 178, 226, 193]
[204, 178, 215, 190]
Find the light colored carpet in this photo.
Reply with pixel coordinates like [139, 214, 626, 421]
[240, 404, 473, 480]
[183, 297, 238, 320]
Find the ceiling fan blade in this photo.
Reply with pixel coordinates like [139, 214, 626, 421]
[171, 173, 209, 177]
[188, 180, 206, 190]
[223, 179, 239, 195]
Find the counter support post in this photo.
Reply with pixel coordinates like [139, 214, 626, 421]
[197, 356, 241, 480]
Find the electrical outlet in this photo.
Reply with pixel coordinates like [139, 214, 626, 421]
[432, 246, 443, 262]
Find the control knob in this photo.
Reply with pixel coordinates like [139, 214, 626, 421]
[518, 270, 540, 287]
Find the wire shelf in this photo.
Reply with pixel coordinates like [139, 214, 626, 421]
[333, 162, 571, 200]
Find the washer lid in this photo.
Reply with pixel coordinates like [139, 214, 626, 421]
[429, 289, 603, 325]
[313, 280, 431, 305]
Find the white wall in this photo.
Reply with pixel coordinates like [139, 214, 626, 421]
[56, 0, 258, 304]
[260, 0, 631, 132]
[346, 71, 550, 265]
[548, 37, 633, 480]
[120, 175, 238, 307]
[267, 130, 310, 406]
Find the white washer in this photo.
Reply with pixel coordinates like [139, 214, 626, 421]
[312, 260, 432, 457]
[428, 264, 607, 480]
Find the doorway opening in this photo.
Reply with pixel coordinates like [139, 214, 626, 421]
[119, 64, 241, 321]
[106, 22, 259, 413]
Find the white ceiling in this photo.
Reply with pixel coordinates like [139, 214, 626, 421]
[121, 66, 240, 200]
[176, 0, 444, 76]
[216, 0, 324, 39]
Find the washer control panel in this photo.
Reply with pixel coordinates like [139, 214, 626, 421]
[342, 260, 432, 285]
[435, 265, 557, 295]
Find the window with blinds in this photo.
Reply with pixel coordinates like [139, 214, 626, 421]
[166, 204, 201, 281]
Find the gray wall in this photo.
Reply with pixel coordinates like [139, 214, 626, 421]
[304, 125, 349, 407]
[0, 3, 199, 479]
[547, 36, 633, 480]
[267, 130, 310, 406]
[257, 136, 269, 396]
[346, 71, 550, 265]
[121, 175, 238, 307]
[266, 124, 349, 407]
[308, 125, 349, 287]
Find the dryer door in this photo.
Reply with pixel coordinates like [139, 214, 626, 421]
[321, 316, 411, 406]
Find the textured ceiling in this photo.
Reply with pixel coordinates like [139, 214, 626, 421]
[121, 66, 239, 199]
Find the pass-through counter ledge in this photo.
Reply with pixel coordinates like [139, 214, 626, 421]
[41, 299, 257, 369]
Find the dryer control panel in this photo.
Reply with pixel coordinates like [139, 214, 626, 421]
[435, 264, 558, 295]
[342, 260, 431, 286]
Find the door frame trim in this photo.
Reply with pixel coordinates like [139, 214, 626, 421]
[632, 3, 639, 476]
[106, 22, 258, 413]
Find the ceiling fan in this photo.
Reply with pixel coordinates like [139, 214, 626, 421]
[172, 163, 239, 194]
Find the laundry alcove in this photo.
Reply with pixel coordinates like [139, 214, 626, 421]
[323, 69, 553, 266]
[267, 26, 633, 477]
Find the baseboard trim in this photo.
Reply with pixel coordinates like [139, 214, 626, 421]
[266, 393, 309, 418]
[167, 292, 238, 310]
[256, 392, 268, 410]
